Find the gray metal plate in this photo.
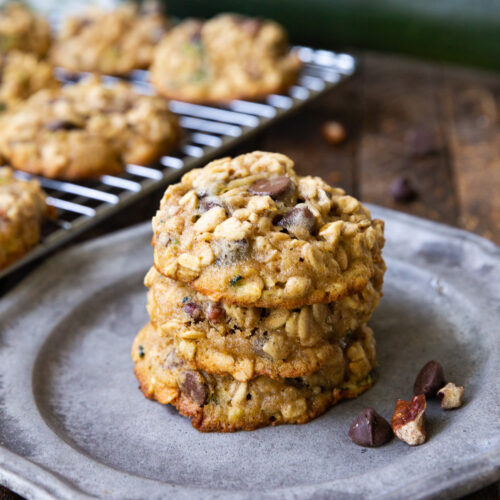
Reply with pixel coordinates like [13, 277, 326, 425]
[0, 206, 499, 500]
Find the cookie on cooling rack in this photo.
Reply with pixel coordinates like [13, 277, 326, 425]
[51, 2, 168, 76]
[145, 266, 382, 380]
[0, 3, 51, 58]
[0, 51, 59, 109]
[0, 77, 180, 179]
[132, 322, 376, 432]
[150, 14, 301, 103]
[152, 151, 385, 308]
[0, 167, 53, 271]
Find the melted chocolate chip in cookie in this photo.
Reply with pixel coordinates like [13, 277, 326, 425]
[206, 302, 225, 323]
[179, 370, 208, 405]
[199, 195, 223, 212]
[249, 176, 293, 199]
[276, 204, 316, 238]
[45, 119, 81, 132]
[183, 302, 204, 322]
[215, 238, 249, 264]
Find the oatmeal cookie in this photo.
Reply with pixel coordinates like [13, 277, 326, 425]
[51, 3, 168, 76]
[0, 3, 51, 58]
[0, 167, 52, 270]
[132, 322, 376, 432]
[150, 14, 301, 103]
[0, 51, 59, 109]
[0, 77, 180, 179]
[153, 151, 385, 308]
[145, 266, 382, 379]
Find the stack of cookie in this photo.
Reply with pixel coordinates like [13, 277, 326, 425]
[132, 151, 386, 431]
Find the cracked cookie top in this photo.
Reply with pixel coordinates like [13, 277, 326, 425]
[0, 3, 51, 58]
[0, 76, 180, 179]
[153, 151, 385, 308]
[51, 3, 168, 75]
[150, 13, 301, 103]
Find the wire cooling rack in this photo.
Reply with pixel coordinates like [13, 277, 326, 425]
[1, 47, 356, 280]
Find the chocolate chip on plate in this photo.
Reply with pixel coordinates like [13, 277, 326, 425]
[413, 360, 446, 398]
[389, 176, 418, 203]
[276, 204, 316, 238]
[404, 127, 438, 158]
[183, 302, 204, 322]
[249, 176, 293, 199]
[45, 119, 81, 132]
[348, 407, 393, 447]
[179, 371, 208, 405]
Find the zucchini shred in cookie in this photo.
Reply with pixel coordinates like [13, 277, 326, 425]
[132, 151, 386, 431]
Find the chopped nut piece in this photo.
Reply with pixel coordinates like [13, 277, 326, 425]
[392, 394, 426, 446]
[414, 360, 446, 398]
[322, 120, 346, 145]
[437, 382, 465, 410]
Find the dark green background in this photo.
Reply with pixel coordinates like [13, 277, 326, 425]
[160, 0, 500, 70]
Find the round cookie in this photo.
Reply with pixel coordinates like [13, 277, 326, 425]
[132, 322, 376, 432]
[0, 77, 180, 179]
[153, 151, 386, 308]
[0, 3, 51, 58]
[0, 51, 59, 109]
[150, 14, 301, 103]
[145, 266, 382, 379]
[0, 167, 52, 270]
[51, 3, 168, 76]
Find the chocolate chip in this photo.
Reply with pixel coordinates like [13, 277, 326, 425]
[183, 302, 203, 322]
[252, 336, 270, 358]
[348, 407, 393, 447]
[276, 204, 316, 238]
[179, 371, 208, 405]
[285, 377, 307, 389]
[206, 302, 225, 323]
[215, 239, 249, 264]
[414, 360, 446, 398]
[189, 21, 204, 43]
[199, 195, 223, 212]
[389, 176, 418, 203]
[249, 176, 293, 199]
[405, 127, 438, 158]
[45, 119, 81, 132]
[164, 349, 183, 370]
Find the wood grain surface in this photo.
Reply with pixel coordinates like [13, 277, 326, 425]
[1, 52, 499, 500]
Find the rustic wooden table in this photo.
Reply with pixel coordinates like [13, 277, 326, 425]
[1, 52, 499, 499]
